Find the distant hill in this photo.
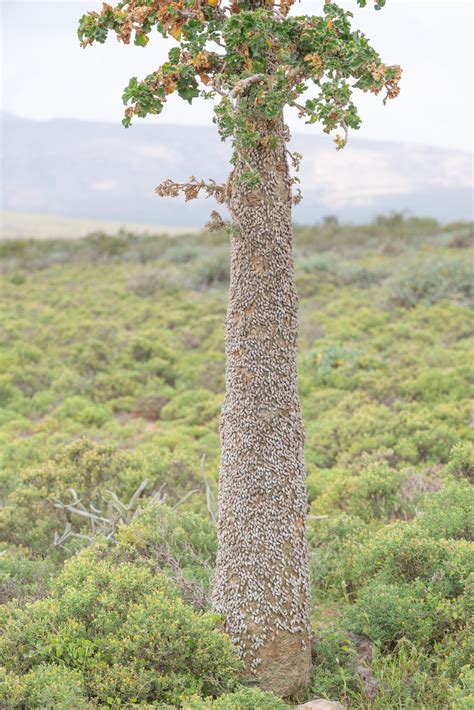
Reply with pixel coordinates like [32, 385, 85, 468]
[2, 112, 472, 226]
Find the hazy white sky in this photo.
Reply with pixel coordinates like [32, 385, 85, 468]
[1, 0, 473, 152]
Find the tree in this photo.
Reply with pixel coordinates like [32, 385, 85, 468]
[78, 0, 400, 696]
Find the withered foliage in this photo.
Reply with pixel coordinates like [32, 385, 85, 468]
[156, 177, 226, 203]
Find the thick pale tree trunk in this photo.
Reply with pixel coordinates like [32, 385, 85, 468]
[213, 116, 312, 697]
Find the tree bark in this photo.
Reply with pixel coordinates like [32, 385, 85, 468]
[213, 116, 312, 697]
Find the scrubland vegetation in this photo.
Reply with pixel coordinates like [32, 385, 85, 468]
[0, 215, 473, 708]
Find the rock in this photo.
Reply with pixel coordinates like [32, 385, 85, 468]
[294, 701, 346, 710]
[345, 632, 378, 700]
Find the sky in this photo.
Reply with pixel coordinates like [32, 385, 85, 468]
[1, 0, 473, 152]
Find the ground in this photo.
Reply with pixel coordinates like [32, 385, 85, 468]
[0, 215, 472, 708]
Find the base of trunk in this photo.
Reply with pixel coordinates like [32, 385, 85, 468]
[250, 629, 312, 697]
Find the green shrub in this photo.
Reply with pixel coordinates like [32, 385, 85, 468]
[0, 550, 241, 707]
[308, 513, 368, 594]
[299, 253, 385, 290]
[414, 479, 474, 540]
[0, 550, 54, 605]
[0, 439, 148, 552]
[448, 442, 474, 482]
[160, 388, 221, 424]
[345, 522, 473, 595]
[137, 448, 212, 504]
[439, 624, 474, 684]
[305, 397, 392, 469]
[71, 338, 112, 375]
[304, 344, 359, 387]
[0, 667, 23, 709]
[401, 367, 471, 404]
[388, 257, 474, 308]
[193, 252, 230, 289]
[184, 687, 290, 708]
[92, 369, 142, 403]
[365, 641, 452, 710]
[345, 580, 450, 648]
[84, 231, 129, 257]
[305, 394, 461, 470]
[132, 392, 170, 420]
[115, 503, 217, 608]
[127, 269, 163, 296]
[312, 464, 407, 523]
[0, 664, 90, 709]
[310, 630, 360, 701]
[313, 480, 474, 655]
[54, 395, 111, 427]
[449, 667, 474, 710]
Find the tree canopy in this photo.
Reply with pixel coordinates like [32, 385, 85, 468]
[78, 0, 401, 161]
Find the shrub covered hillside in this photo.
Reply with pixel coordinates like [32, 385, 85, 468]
[0, 216, 473, 708]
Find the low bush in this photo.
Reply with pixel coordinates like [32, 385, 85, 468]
[54, 395, 111, 427]
[366, 641, 453, 710]
[0, 550, 54, 605]
[345, 580, 452, 649]
[414, 479, 474, 540]
[0, 550, 241, 707]
[0, 438, 157, 554]
[312, 464, 407, 523]
[308, 513, 368, 594]
[127, 269, 169, 297]
[192, 252, 230, 289]
[447, 442, 474, 482]
[183, 687, 290, 708]
[388, 257, 474, 308]
[115, 503, 217, 609]
[310, 630, 360, 700]
[160, 388, 222, 425]
[0, 664, 90, 709]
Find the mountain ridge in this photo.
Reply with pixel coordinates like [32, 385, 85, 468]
[2, 113, 472, 226]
